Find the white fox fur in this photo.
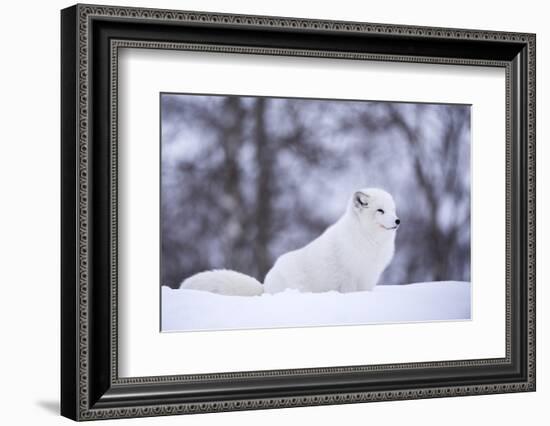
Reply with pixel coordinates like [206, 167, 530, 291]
[180, 188, 399, 295]
[180, 269, 263, 296]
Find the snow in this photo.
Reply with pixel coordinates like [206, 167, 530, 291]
[161, 281, 471, 332]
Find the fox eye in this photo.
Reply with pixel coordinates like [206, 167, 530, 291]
[377, 209, 385, 214]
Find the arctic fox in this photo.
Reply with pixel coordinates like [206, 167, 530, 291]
[180, 188, 399, 295]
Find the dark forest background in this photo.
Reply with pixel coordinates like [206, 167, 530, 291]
[160, 93, 471, 289]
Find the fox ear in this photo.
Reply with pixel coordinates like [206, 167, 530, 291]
[353, 191, 369, 209]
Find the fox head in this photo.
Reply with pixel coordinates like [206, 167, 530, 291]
[350, 188, 400, 238]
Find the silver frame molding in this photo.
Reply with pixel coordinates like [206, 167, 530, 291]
[61, 3, 536, 421]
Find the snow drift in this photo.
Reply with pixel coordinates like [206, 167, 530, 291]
[161, 281, 470, 332]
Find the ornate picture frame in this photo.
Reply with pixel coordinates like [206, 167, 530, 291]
[61, 4, 535, 420]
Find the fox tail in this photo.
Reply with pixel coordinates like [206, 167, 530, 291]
[179, 269, 264, 296]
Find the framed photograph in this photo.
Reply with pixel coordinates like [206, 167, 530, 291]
[61, 4, 536, 421]
[160, 93, 473, 332]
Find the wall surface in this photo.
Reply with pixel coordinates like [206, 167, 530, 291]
[0, 0, 546, 424]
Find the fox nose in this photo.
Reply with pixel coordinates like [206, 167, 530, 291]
[395, 218, 401, 225]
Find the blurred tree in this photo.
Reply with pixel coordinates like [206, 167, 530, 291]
[161, 95, 470, 288]
[384, 104, 470, 282]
